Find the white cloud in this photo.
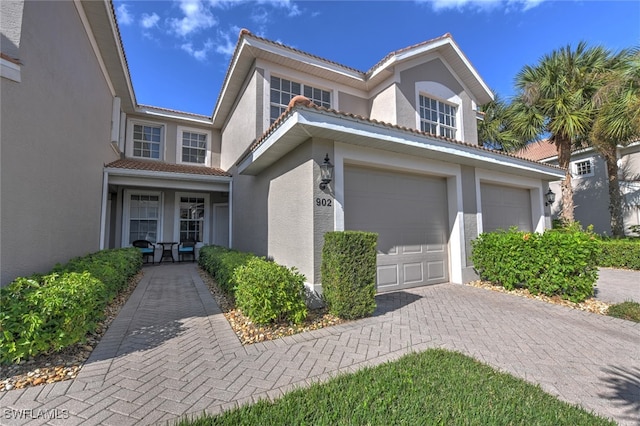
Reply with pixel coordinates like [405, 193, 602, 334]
[116, 3, 134, 25]
[215, 31, 237, 56]
[423, 0, 545, 12]
[181, 39, 214, 61]
[140, 12, 160, 29]
[170, 0, 217, 37]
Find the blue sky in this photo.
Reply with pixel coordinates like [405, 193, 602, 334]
[114, 0, 640, 116]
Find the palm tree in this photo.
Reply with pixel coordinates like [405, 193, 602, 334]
[590, 48, 640, 236]
[508, 42, 611, 225]
[477, 92, 521, 150]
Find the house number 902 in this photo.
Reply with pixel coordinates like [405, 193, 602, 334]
[315, 197, 332, 207]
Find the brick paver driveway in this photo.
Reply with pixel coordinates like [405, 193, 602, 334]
[1, 263, 638, 425]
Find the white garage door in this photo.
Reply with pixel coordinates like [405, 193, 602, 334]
[344, 166, 449, 292]
[481, 183, 532, 232]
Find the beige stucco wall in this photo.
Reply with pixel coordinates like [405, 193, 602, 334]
[1, 1, 117, 286]
[233, 141, 317, 283]
[397, 58, 479, 145]
[338, 91, 368, 118]
[369, 83, 397, 125]
[0, 0, 24, 58]
[124, 113, 216, 166]
[220, 68, 262, 171]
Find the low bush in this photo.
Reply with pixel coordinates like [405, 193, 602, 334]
[234, 258, 308, 325]
[471, 227, 600, 303]
[0, 248, 141, 363]
[198, 245, 255, 296]
[596, 239, 640, 270]
[321, 231, 377, 319]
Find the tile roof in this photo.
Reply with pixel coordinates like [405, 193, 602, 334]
[514, 140, 559, 161]
[0, 52, 21, 65]
[105, 158, 230, 177]
[240, 98, 563, 172]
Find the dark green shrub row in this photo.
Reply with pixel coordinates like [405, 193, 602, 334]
[0, 248, 142, 363]
[321, 231, 378, 319]
[596, 239, 640, 270]
[234, 258, 307, 325]
[471, 227, 600, 303]
[198, 245, 255, 296]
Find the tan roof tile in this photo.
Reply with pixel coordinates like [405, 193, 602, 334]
[514, 140, 558, 161]
[105, 159, 230, 177]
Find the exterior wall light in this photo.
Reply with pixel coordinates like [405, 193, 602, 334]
[319, 153, 334, 190]
[545, 188, 556, 206]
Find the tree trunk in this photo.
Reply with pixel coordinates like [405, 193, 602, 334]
[556, 138, 575, 225]
[603, 146, 625, 237]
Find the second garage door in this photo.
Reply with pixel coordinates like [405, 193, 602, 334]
[344, 166, 449, 292]
[480, 183, 532, 232]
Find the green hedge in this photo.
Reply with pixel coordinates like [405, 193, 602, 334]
[198, 245, 255, 296]
[321, 231, 378, 319]
[471, 228, 600, 303]
[0, 248, 142, 363]
[234, 258, 308, 325]
[596, 239, 640, 270]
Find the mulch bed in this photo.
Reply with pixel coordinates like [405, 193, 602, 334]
[466, 280, 611, 315]
[197, 269, 345, 345]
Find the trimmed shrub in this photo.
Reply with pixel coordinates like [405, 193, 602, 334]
[0, 248, 141, 363]
[234, 258, 308, 325]
[471, 227, 600, 303]
[321, 231, 377, 319]
[198, 245, 255, 296]
[596, 239, 640, 270]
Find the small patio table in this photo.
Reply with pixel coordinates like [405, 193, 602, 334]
[158, 242, 178, 263]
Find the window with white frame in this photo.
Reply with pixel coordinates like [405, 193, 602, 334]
[270, 76, 331, 123]
[178, 195, 205, 242]
[132, 123, 162, 159]
[419, 95, 457, 139]
[177, 126, 210, 166]
[573, 159, 594, 177]
[126, 193, 161, 244]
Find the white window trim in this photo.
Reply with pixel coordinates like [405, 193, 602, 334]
[572, 158, 594, 178]
[176, 126, 212, 167]
[269, 73, 332, 123]
[122, 190, 164, 246]
[125, 118, 165, 161]
[415, 81, 463, 141]
[174, 192, 211, 244]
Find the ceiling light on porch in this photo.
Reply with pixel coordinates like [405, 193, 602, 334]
[545, 188, 556, 206]
[319, 153, 334, 190]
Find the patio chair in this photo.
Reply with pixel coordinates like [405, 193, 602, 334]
[132, 240, 156, 264]
[178, 239, 196, 262]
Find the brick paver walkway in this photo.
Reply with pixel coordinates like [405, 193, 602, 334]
[1, 263, 638, 425]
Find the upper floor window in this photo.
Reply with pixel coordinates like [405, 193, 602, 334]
[132, 123, 162, 159]
[573, 159, 594, 177]
[177, 126, 211, 166]
[419, 95, 457, 139]
[270, 76, 331, 123]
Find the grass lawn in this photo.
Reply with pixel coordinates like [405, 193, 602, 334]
[608, 300, 640, 322]
[177, 349, 613, 426]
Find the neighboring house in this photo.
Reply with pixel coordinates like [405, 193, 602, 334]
[516, 140, 640, 235]
[1, 1, 564, 295]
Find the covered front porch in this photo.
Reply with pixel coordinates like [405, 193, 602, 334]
[101, 159, 232, 262]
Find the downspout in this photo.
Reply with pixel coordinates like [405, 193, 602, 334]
[228, 179, 233, 248]
[99, 170, 109, 249]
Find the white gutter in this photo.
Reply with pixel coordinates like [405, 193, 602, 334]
[104, 167, 232, 183]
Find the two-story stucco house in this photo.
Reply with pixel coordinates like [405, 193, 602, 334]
[517, 140, 640, 235]
[1, 0, 564, 294]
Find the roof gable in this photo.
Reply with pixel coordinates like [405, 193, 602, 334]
[212, 30, 494, 127]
